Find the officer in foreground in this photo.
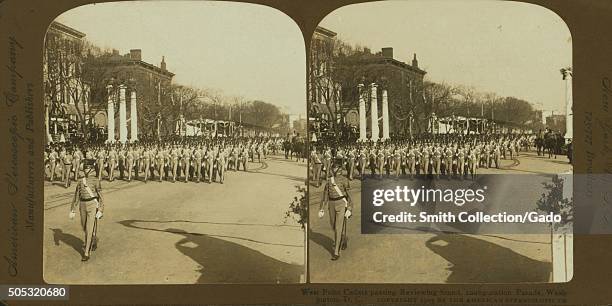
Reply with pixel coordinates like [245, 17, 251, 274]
[318, 161, 353, 261]
[70, 159, 104, 262]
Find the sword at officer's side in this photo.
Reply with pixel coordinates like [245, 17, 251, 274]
[338, 212, 348, 255]
[90, 213, 98, 253]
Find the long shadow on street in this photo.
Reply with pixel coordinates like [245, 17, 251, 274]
[425, 233, 551, 283]
[51, 228, 83, 256]
[119, 220, 303, 283]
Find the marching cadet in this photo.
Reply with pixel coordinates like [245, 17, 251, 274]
[171, 145, 180, 182]
[376, 148, 385, 178]
[72, 147, 83, 181]
[204, 147, 214, 183]
[249, 143, 256, 163]
[444, 145, 454, 177]
[117, 146, 125, 180]
[232, 145, 240, 171]
[182, 146, 191, 183]
[227, 146, 236, 171]
[126, 146, 135, 182]
[468, 147, 478, 180]
[211, 146, 220, 182]
[193, 146, 203, 182]
[346, 147, 356, 180]
[318, 162, 353, 261]
[322, 147, 332, 180]
[108, 146, 117, 182]
[420, 145, 430, 176]
[456, 146, 466, 178]
[70, 160, 103, 262]
[62, 148, 73, 188]
[96, 147, 106, 181]
[45, 149, 50, 178]
[311, 147, 322, 187]
[163, 146, 171, 179]
[156, 147, 165, 182]
[474, 142, 482, 169]
[141, 146, 151, 183]
[368, 146, 377, 176]
[482, 143, 491, 169]
[257, 142, 264, 163]
[406, 146, 416, 178]
[491, 142, 501, 169]
[335, 147, 345, 177]
[239, 145, 248, 172]
[358, 148, 368, 178]
[49, 147, 59, 182]
[393, 147, 402, 178]
[432, 146, 442, 178]
[217, 149, 226, 184]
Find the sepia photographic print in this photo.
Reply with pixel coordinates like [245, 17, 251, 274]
[307, 0, 573, 283]
[42, 1, 308, 284]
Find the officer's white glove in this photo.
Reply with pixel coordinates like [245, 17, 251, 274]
[344, 209, 352, 219]
[318, 209, 325, 218]
[95, 211, 103, 219]
[69, 211, 75, 219]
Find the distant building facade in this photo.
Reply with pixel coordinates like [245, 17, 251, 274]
[44, 21, 88, 143]
[89, 49, 175, 140]
[309, 26, 338, 123]
[336, 47, 427, 138]
[546, 114, 566, 133]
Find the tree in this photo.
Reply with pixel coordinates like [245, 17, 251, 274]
[44, 34, 102, 140]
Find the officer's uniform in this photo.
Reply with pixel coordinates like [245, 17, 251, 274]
[71, 175, 103, 260]
[320, 175, 353, 259]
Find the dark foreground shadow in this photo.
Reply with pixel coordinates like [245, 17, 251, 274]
[308, 230, 335, 256]
[51, 228, 83, 256]
[425, 233, 551, 283]
[119, 220, 303, 283]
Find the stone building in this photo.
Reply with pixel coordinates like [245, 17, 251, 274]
[308, 26, 339, 139]
[89, 49, 175, 141]
[336, 47, 427, 139]
[308, 25, 428, 141]
[43, 21, 88, 143]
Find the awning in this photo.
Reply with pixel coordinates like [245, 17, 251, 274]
[311, 103, 331, 116]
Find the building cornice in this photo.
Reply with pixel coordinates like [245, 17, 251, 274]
[48, 21, 86, 39]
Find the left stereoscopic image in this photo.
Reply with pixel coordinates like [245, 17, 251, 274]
[43, 1, 307, 284]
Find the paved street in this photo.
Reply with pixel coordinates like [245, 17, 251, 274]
[309, 151, 571, 283]
[44, 156, 307, 284]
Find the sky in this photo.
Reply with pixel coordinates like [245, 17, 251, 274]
[56, 1, 306, 115]
[319, 0, 572, 114]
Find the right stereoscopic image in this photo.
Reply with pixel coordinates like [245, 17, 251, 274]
[308, 0, 573, 283]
